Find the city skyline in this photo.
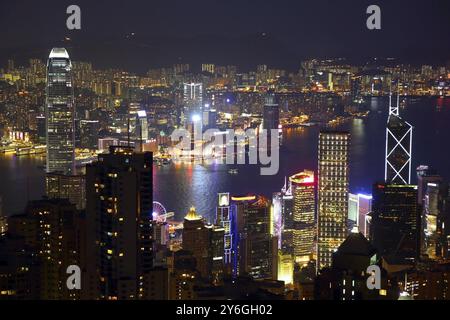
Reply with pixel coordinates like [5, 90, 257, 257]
[0, 0, 450, 303]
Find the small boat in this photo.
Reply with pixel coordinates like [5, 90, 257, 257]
[228, 168, 238, 175]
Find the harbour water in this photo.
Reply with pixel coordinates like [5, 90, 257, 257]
[1, 97, 449, 223]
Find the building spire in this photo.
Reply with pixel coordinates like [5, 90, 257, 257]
[389, 83, 399, 116]
[185, 206, 202, 221]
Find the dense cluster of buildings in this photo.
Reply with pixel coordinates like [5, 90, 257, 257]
[0, 48, 450, 300]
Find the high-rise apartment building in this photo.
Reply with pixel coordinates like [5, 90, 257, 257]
[85, 146, 153, 300]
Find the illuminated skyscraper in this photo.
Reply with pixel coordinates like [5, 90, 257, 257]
[85, 146, 153, 300]
[420, 180, 450, 260]
[348, 193, 372, 237]
[263, 92, 279, 131]
[317, 131, 350, 272]
[201, 63, 215, 74]
[183, 82, 203, 112]
[385, 92, 413, 184]
[183, 206, 225, 284]
[417, 165, 441, 205]
[289, 170, 315, 264]
[276, 179, 294, 255]
[79, 120, 99, 150]
[45, 48, 75, 174]
[215, 193, 237, 276]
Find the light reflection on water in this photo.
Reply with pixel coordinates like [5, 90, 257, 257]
[1, 97, 450, 222]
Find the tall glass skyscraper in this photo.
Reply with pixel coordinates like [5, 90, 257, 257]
[263, 92, 279, 131]
[385, 92, 413, 184]
[183, 82, 203, 111]
[45, 48, 75, 174]
[317, 131, 350, 272]
[289, 170, 316, 264]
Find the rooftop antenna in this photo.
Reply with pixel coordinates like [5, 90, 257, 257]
[389, 81, 399, 116]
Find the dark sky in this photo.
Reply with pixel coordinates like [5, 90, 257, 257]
[0, 0, 449, 72]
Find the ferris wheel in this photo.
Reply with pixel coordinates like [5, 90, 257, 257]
[152, 201, 173, 222]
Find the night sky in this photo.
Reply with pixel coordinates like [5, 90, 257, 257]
[0, 0, 449, 72]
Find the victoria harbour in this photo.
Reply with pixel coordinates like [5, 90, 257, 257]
[1, 96, 449, 222]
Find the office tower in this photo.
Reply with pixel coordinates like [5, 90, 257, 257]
[36, 116, 46, 144]
[152, 221, 169, 269]
[7, 199, 83, 300]
[182, 207, 211, 279]
[272, 192, 284, 249]
[136, 110, 149, 143]
[263, 92, 279, 131]
[370, 183, 419, 261]
[348, 194, 359, 227]
[201, 63, 215, 74]
[317, 130, 350, 272]
[275, 179, 295, 256]
[79, 120, 99, 150]
[417, 165, 442, 205]
[45, 172, 86, 210]
[215, 193, 237, 276]
[385, 92, 413, 184]
[202, 109, 217, 131]
[277, 252, 294, 286]
[234, 195, 278, 280]
[7, 59, 14, 72]
[348, 193, 373, 237]
[182, 207, 224, 283]
[153, 222, 169, 246]
[350, 75, 362, 102]
[183, 82, 203, 112]
[289, 171, 316, 264]
[45, 48, 75, 175]
[208, 225, 225, 285]
[85, 146, 153, 300]
[422, 181, 449, 259]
